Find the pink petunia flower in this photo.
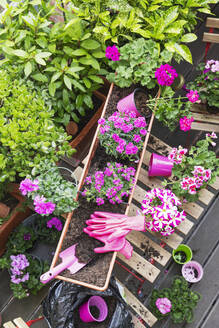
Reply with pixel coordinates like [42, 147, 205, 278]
[186, 90, 200, 103]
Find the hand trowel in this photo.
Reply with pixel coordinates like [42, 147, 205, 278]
[40, 244, 87, 284]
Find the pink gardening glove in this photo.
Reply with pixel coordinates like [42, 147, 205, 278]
[87, 234, 133, 259]
[84, 211, 145, 241]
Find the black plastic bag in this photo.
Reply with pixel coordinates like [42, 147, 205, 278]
[43, 277, 134, 328]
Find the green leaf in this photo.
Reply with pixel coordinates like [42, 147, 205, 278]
[37, 52, 52, 58]
[181, 33, 197, 43]
[36, 38, 48, 48]
[88, 75, 103, 84]
[174, 43, 193, 64]
[71, 112, 80, 123]
[13, 49, 28, 58]
[64, 75, 72, 90]
[67, 66, 84, 74]
[51, 72, 62, 83]
[72, 80, 86, 92]
[164, 6, 179, 27]
[72, 49, 87, 56]
[83, 78, 91, 89]
[35, 54, 46, 66]
[24, 62, 32, 77]
[49, 82, 56, 97]
[198, 8, 212, 14]
[148, 5, 160, 11]
[32, 73, 48, 82]
[81, 39, 101, 50]
[81, 33, 91, 41]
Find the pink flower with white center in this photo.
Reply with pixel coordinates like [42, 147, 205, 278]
[188, 184, 197, 194]
[133, 134, 141, 143]
[195, 176, 204, 188]
[186, 90, 200, 103]
[168, 146, 188, 164]
[206, 132, 217, 139]
[192, 166, 205, 175]
[203, 169, 211, 182]
[19, 178, 39, 196]
[179, 116, 194, 131]
[155, 298, 172, 314]
[169, 213, 185, 228]
[161, 226, 175, 236]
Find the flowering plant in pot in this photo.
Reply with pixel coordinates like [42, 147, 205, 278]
[82, 162, 136, 206]
[163, 133, 219, 202]
[0, 253, 49, 299]
[98, 111, 147, 161]
[149, 276, 201, 323]
[19, 160, 78, 216]
[141, 188, 186, 236]
[186, 60, 219, 110]
[33, 215, 64, 243]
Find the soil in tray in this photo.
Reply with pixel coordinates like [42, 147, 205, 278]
[59, 83, 151, 286]
[74, 296, 116, 328]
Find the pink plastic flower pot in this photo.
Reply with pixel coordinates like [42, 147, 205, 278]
[148, 153, 173, 177]
[117, 88, 144, 117]
[182, 261, 204, 283]
[79, 295, 108, 322]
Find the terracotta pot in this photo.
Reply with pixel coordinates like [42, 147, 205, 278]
[0, 202, 10, 218]
[0, 196, 32, 256]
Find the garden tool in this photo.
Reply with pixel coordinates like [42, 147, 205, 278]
[40, 234, 133, 284]
[84, 211, 145, 241]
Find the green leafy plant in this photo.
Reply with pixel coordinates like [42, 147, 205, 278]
[186, 60, 219, 109]
[149, 88, 192, 131]
[5, 226, 37, 256]
[34, 214, 64, 243]
[150, 276, 201, 323]
[0, 0, 107, 124]
[107, 38, 173, 88]
[163, 134, 219, 202]
[0, 68, 74, 190]
[21, 159, 78, 216]
[0, 253, 48, 299]
[71, 0, 216, 63]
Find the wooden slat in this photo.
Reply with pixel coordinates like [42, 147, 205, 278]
[117, 280, 157, 327]
[132, 315, 147, 328]
[150, 229, 183, 249]
[181, 201, 204, 219]
[3, 322, 16, 328]
[148, 135, 172, 155]
[73, 166, 83, 182]
[13, 318, 29, 328]
[82, 155, 89, 166]
[198, 188, 215, 205]
[117, 250, 160, 283]
[129, 202, 193, 236]
[126, 230, 171, 266]
[203, 32, 219, 43]
[210, 176, 219, 190]
[191, 121, 219, 132]
[206, 17, 219, 28]
[138, 170, 163, 190]
[193, 112, 219, 124]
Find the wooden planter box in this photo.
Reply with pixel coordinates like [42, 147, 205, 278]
[50, 84, 159, 291]
[0, 192, 32, 256]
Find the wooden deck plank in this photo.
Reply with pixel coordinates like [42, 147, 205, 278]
[132, 315, 147, 328]
[13, 318, 29, 328]
[117, 250, 160, 283]
[3, 322, 16, 328]
[203, 32, 219, 43]
[148, 135, 172, 155]
[126, 230, 171, 266]
[181, 202, 204, 219]
[191, 121, 219, 132]
[198, 188, 215, 205]
[210, 176, 219, 190]
[117, 280, 157, 327]
[206, 17, 219, 28]
[192, 112, 219, 124]
[200, 296, 219, 328]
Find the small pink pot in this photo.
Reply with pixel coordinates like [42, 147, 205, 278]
[117, 88, 144, 117]
[148, 153, 173, 177]
[182, 261, 204, 283]
[79, 296, 108, 322]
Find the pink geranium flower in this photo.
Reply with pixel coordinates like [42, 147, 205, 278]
[155, 64, 178, 86]
[105, 45, 120, 61]
[186, 90, 200, 103]
[179, 116, 194, 131]
[19, 178, 39, 196]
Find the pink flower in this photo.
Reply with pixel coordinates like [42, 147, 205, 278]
[96, 198, 104, 206]
[155, 298, 172, 314]
[133, 134, 141, 143]
[139, 129, 147, 136]
[19, 178, 39, 196]
[105, 45, 120, 61]
[112, 133, 120, 142]
[99, 127, 106, 134]
[155, 64, 178, 86]
[186, 90, 200, 103]
[116, 145, 125, 153]
[33, 195, 55, 215]
[98, 118, 105, 125]
[125, 142, 138, 155]
[179, 116, 194, 131]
